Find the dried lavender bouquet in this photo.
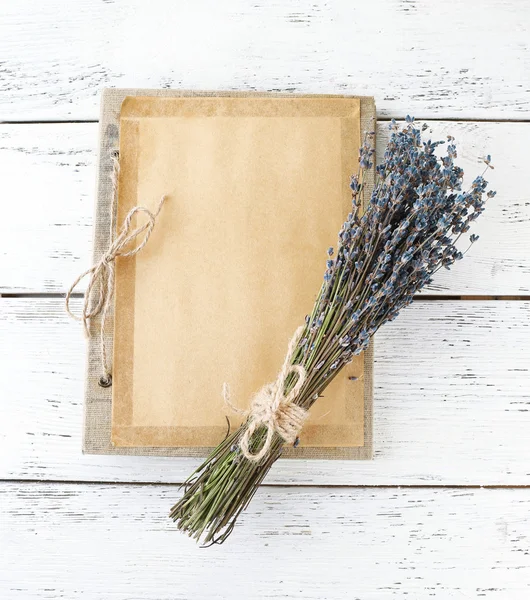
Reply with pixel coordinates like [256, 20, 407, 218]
[170, 117, 495, 545]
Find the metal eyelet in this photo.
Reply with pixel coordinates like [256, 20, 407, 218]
[99, 374, 112, 388]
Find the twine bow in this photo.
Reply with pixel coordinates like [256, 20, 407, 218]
[223, 325, 308, 462]
[65, 151, 166, 384]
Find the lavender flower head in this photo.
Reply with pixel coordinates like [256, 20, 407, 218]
[297, 117, 495, 397]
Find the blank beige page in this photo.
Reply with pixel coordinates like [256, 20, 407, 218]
[111, 95, 364, 448]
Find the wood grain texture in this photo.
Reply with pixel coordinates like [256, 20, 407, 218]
[1, 0, 529, 121]
[0, 123, 95, 293]
[1, 482, 529, 599]
[1, 121, 527, 295]
[1, 298, 528, 485]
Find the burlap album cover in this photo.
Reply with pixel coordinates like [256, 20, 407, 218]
[82, 88, 375, 459]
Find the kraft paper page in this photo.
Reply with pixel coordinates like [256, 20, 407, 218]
[111, 95, 364, 448]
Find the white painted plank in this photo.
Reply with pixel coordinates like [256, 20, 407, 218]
[1, 483, 528, 599]
[0, 124, 96, 293]
[0, 121, 527, 295]
[0, 298, 528, 485]
[1, 0, 530, 121]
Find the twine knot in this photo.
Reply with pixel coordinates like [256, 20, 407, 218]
[223, 325, 308, 462]
[65, 150, 167, 382]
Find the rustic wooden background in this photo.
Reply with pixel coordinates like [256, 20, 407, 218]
[1, 1, 529, 598]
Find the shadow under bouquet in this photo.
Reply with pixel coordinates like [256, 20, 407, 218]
[170, 117, 495, 545]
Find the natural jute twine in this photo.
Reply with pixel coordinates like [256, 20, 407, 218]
[65, 151, 166, 385]
[223, 325, 308, 462]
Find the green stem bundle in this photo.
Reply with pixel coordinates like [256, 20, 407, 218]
[170, 120, 494, 544]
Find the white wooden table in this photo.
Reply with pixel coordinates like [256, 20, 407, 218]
[1, 1, 529, 598]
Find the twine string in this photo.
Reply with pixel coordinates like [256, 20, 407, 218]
[223, 325, 308, 462]
[65, 151, 167, 384]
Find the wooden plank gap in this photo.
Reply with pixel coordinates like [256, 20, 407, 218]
[4, 293, 530, 301]
[2, 479, 530, 490]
